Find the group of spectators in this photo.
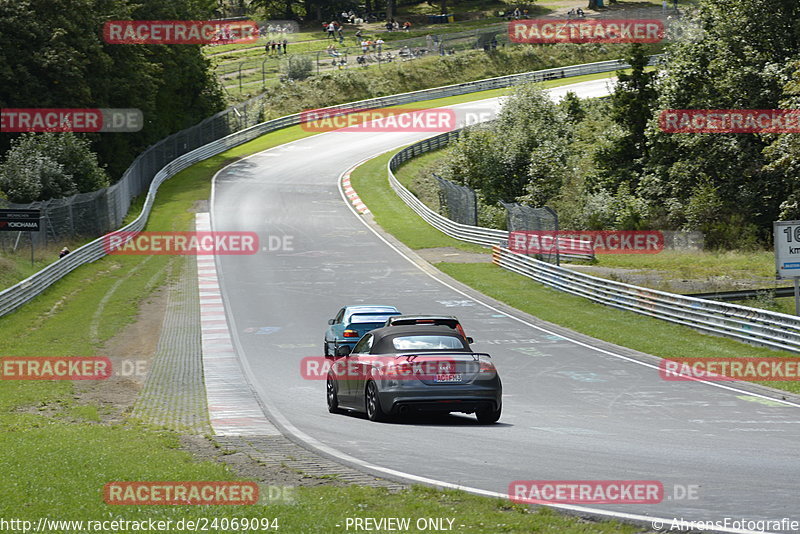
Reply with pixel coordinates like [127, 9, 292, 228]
[566, 8, 586, 18]
[384, 19, 412, 32]
[323, 20, 346, 42]
[261, 24, 293, 37]
[265, 39, 287, 55]
[359, 37, 385, 53]
[505, 6, 530, 20]
[340, 10, 365, 24]
[208, 24, 253, 45]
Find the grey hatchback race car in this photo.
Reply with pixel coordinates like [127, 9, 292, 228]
[325, 325, 502, 424]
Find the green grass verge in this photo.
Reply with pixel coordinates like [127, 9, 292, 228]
[351, 151, 485, 253]
[594, 250, 776, 281]
[349, 144, 800, 396]
[0, 238, 86, 290]
[0, 79, 647, 532]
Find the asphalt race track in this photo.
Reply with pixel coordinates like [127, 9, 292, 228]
[211, 79, 800, 533]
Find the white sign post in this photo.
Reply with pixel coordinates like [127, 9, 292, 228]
[774, 220, 800, 315]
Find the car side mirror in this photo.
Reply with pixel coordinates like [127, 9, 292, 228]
[336, 345, 352, 357]
[328, 319, 335, 325]
[466, 337, 474, 344]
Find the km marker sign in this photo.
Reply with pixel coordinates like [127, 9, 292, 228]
[0, 209, 41, 232]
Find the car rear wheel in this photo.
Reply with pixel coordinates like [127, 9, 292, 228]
[476, 406, 501, 424]
[327, 375, 342, 414]
[365, 380, 388, 422]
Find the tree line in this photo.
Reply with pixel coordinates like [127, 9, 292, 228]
[251, 0, 453, 22]
[0, 0, 224, 203]
[434, 0, 800, 249]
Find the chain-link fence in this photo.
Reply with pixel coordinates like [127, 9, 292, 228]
[432, 173, 478, 226]
[0, 93, 272, 250]
[215, 24, 508, 94]
[501, 201, 561, 264]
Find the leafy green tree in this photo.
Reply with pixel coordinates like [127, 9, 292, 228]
[640, 0, 800, 240]
[593, 44, 657, 191]
[0, 133, 108, 203]
[560, 91, 585, 123]
[439, 84, 571, 207]
[0, 0, 224, 181]
[764, 60, 800, 220]
[0, 153, 68, 203]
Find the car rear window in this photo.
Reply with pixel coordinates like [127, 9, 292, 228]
[391, 335, 465, 351]
[349, 313, 397, 324]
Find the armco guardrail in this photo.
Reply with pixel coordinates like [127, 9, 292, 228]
[491, 246, 800, 353]
[0, 55, 661, 318]
[686, 286, 795, 302]
[389, 130, 506, 247]
[388, 130, 594, 261]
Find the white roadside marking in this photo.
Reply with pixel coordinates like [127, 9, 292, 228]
[196, 212, 280, 436]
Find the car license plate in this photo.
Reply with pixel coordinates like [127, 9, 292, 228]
[433, 373, 462, 383]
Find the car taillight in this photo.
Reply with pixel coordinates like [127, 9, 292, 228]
[456, 324, 467, 338]
[477, 355, 496, 377]
[343, 330, 359, 338]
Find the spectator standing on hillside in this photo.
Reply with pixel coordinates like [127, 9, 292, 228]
[403, 21, 411, 31]
[513, 7, 521, 19]
[282, 38, 287, 54]
[376, 38, 384, 53]
[327, 22, 336, 39]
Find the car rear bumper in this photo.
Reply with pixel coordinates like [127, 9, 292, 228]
[379, 386, 501, 415]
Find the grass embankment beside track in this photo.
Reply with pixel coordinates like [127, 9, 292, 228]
[0, 88, 644, 531]
[349, 148, 800, 396]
